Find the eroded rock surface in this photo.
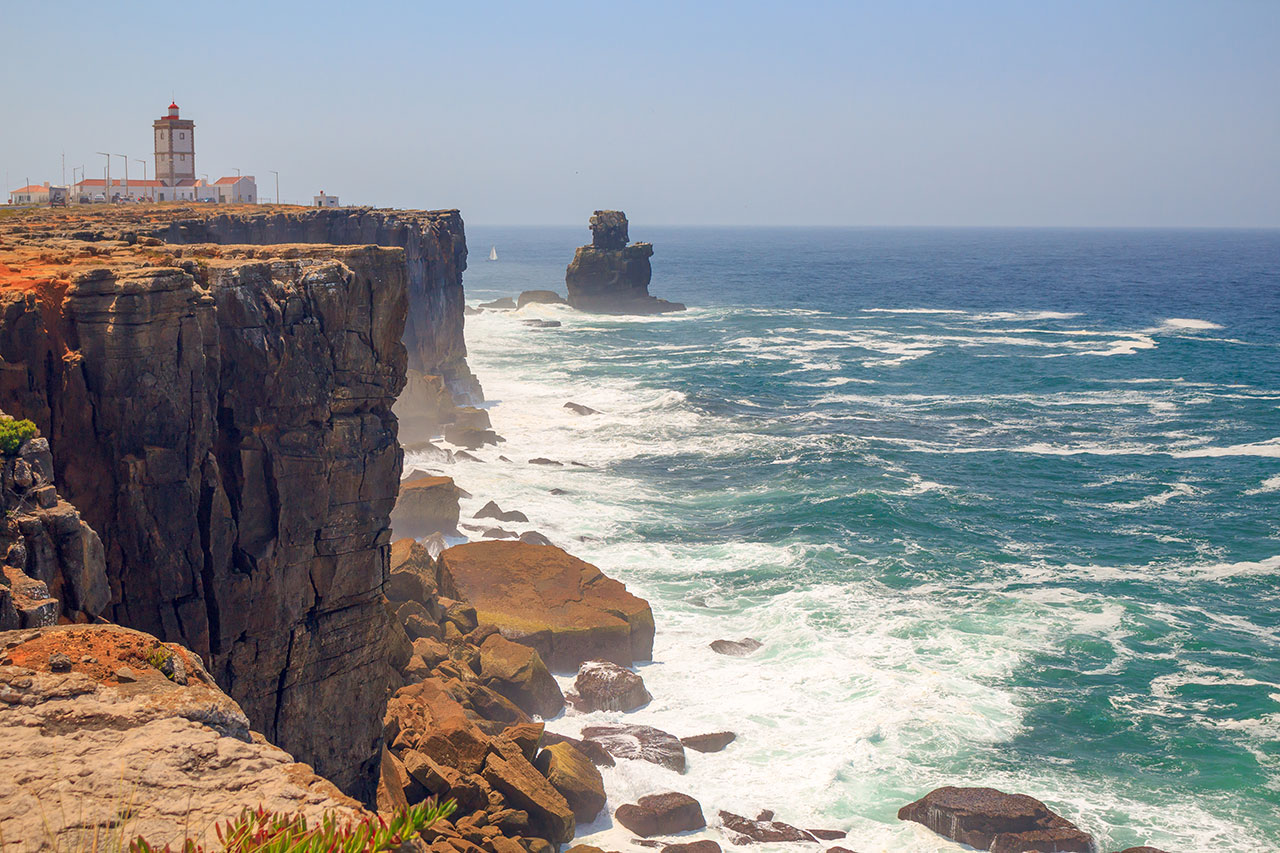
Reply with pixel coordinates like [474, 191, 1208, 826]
[439, 542, 654, 670]
[0, 624, 363, 851]
[898, 787, 1093, 853]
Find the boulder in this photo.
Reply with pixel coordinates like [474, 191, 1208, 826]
[898, 787, 1093, 853]
[709, 638, 762, 657]
[615, 793, 705, 837]
[496, 722, 545, 763]
[475, 501, 530, 523]
[571, 660, 651, 712]
[519, 531, 554, 547]
[439, 542, 654, 670]
[535, 741, 607, 823]
[529, 458, 563, 466]
[378, 746, 412, 812]
[541, 730, 616, 767]
[480, 633, 565, 718]
[387, 538, 439, 603]
[446, 424, 502, 450]
[581, 724, 685, 772]
[680, 732, 735, 753]
[564, 402, 600, 416]
[482, 752, 576, 843]
[518, 290, 568, 308]
[523, 319, 562, 328]
[481, 297, 517, 310]
[391, 476, 462, 539]
[718, 811, 820, 844]
[484, 528, 519, 539]
[1111, 849, 1172, 853]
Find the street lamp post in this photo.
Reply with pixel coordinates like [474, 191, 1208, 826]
[115, 154, 129, 201]
[95, 152, 110, 202]
[134, 159, 148, 201]
[270, 170, 279, 205]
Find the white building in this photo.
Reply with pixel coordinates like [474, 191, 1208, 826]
[212, 175, 256, 203]
[314, 192, 340, 208]
[8, 183, 50, 204]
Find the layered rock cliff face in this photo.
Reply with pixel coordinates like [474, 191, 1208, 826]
[565, 211, 685, 314]
[0, 426, 108, 629]
[0, 224, 417, 798]
[144, 208, 479, 402]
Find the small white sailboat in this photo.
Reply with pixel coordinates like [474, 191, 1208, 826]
[489, 246, 498, 261]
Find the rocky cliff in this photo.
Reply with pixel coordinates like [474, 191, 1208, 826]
[564, 211, 685, 314]
[141, 207, 480, 406]
[0, 217, 422, 799]
[0, 624, 366, 850]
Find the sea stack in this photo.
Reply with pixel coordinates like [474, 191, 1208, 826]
[565, 210, 685, 314]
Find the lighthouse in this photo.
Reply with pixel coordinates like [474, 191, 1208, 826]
[153, 101, 195, 187]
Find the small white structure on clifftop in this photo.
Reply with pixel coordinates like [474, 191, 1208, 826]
[314, 192, 340, 208]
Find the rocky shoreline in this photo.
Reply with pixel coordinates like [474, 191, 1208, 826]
[0, 203, 1174, 852]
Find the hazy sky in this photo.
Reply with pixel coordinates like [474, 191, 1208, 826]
[2, 1, 1277, 226]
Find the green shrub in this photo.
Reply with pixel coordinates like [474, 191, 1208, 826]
[128, 799, 455, 853]
[0, 417, 37, 454]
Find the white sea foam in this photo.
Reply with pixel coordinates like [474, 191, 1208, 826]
[443, 304, 1279, 853]
[1244, 474, 1280, 495]
[1175, 437, 1280, 458]
[1106, 482, 1202, 510]
[1160, 318, 1225, 331]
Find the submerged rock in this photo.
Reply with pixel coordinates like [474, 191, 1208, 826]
[719, 811, 826, 844]
[564, 402, 601, 416]
[475, 500, 530, 523]
[663, 843, 721, 853]
[564, 211, 685, 314]
[481, 297, 518, 310]
[581, 723, 685, 772]
[519, 530, 554, 547]
[680, 731, 735, 753]
[518, 290, 568, 308]
[898, 787, 1093, 853]
[709, 638, 763, 657]
[542, 730, 616, 767]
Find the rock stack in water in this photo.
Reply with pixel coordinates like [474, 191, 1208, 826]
[564, 211, 685, 314]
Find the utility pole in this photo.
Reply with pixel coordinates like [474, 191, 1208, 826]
[135, 159, 147, 180]
[134, 159, 147, 200]
[116, 154, 129, 201]
[270, 170, 279, 205]
[95, 152, 110, 202]
[61, 152, 65, 186]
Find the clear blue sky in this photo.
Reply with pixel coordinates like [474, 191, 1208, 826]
[2, 0, 1277, 226]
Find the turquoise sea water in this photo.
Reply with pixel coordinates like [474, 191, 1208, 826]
[413, 227, 1280, 852]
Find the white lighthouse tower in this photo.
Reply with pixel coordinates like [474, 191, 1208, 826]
[153, 101, 195, 187]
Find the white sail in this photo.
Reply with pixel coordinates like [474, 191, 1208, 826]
[489, 246, 497, 261]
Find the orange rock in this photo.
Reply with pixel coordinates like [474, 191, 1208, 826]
[439, 542, 653, 670]
[391, 476, 462, 539]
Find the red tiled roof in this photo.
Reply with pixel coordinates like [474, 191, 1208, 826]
[175, 179, 199, 187]
[214, 176, 249, 185]
[10, 185, 47, 194]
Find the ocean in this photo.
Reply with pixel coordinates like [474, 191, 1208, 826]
[405, 226, 1280, 853]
